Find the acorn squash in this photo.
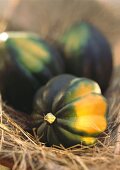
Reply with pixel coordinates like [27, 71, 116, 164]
[0, 32, 64, 113]
[32, 74, 108, 147]
[57, 22, 113, 92]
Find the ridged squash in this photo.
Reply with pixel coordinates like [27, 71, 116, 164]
[0, 32, 64, 113]
[32, 74, 108, 147]
[57, 22, 113, 92]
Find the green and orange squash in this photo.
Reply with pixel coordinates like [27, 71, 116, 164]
[32, 74, 108, 147]
[57, 21, 113, 92]
[0, 32, 64, 113]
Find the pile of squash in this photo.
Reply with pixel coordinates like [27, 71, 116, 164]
[0, 22, 113, 147]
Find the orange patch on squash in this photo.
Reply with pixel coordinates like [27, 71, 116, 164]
[72, 94, 107, 134]
[73, 82, 101, 98]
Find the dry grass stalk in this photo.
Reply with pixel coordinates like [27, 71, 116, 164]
[105, 67, 120, 154]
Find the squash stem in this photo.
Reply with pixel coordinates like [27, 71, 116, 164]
[44, 113, 56, 124]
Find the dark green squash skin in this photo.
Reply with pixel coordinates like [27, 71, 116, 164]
[0, 32, 64, 113]
[32, 74, 75, 146]
[57, 22, 113, 92]
[33, 74, 75, 114]
[32, 74, 108, 147]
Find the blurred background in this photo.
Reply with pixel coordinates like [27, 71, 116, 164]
[0, 0, 120, 66]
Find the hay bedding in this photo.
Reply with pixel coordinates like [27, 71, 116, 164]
[0, 0, 120, 169]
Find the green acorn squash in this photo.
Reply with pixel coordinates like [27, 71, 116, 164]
[0, 32, 64, 113]
[57, 22, 113, 92]
[32, 74, 108, 147]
